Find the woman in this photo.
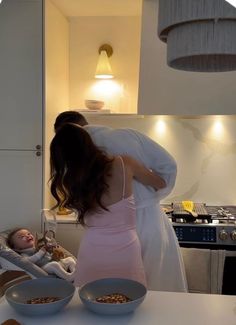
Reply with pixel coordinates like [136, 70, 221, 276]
[54, 111, 188, 292]
[50, 123, 166, 287]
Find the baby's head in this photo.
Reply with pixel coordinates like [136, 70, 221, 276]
[7, 228, 35, 250]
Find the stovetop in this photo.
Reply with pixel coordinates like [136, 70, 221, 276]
[162, 204, 236, 246]
[205, 206, 236, 224]
[163, 204, 236, 225]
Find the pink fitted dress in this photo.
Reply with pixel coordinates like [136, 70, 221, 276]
[74, 157, 146, 287]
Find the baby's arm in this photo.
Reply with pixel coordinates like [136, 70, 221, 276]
[22, 248, 46, 264]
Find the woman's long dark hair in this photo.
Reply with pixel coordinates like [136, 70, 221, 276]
[50, 123, 114, 225]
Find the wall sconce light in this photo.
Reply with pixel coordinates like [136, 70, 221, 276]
[95, 44, 114, 79]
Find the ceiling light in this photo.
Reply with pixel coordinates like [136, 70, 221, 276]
[158, 0, 236, 72]
[225, 0, 236, 8]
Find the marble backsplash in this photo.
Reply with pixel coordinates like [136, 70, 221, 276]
[85, 114, 236, 205]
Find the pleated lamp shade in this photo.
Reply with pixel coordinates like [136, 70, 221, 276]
[158, 0, 236, 72]
[225, 1, 236, 7]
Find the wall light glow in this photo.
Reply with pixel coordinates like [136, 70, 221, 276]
[211, 119, 224, 140]
[154, 119, 166, 135]
[213, 120, 223, 133]
[87, 80, 123, 111]
[91, 80, 121, 98]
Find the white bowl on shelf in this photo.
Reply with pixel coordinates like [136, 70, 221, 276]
[85, 100, 104, 110]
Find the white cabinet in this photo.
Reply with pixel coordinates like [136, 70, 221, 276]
[138, 0, 236, 115]
[43, 210, 84, 257]
[0, 0, 43, 231]
[0, 151, 43, 230]
[52, 223, 83, 257]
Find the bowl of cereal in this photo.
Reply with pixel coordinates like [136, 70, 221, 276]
[5, 278, 75, 316]
[78, 278, 147, 315]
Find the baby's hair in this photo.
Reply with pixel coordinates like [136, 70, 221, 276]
[7, 228, 28, 249]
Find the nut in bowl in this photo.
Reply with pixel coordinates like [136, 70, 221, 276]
[78, 278, 147, 315]
[5, 278, 75, 316]
[85, 99, 104, 110]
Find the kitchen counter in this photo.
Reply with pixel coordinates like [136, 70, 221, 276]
[0, 290, 236, 325]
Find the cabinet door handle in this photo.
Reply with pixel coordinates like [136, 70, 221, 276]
[36, 144, 41, 150]
[36, 151, 41, 157]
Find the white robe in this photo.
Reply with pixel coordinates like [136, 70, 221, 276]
[85, 125, 188, 292]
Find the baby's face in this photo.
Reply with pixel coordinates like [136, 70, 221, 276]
[12, 229, 35, 250]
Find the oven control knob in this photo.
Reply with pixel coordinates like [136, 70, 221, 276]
[230, 230, 236, 241]
[219, 230, 228, 241]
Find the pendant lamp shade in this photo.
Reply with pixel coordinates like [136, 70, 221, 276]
[158, 0, 236, 72]
[225, 1, 236, 7]
[95, 44, 114, 79]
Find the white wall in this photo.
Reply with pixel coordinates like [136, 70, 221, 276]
[43, 2, 236, 207]
[69, 16, 141, 113]
[44, 6, 142, 208]
[138, 0, 236, 115]
[45, 0, 69, 207]
[84, 114, 236, 206]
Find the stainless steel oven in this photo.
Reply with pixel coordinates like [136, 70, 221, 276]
[166, 204, 236, 295]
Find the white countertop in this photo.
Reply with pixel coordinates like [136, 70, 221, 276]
[0, 290, 236, 325]
[43, 209, 78, 224]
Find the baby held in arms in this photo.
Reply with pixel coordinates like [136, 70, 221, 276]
[7, 228, 76, 282]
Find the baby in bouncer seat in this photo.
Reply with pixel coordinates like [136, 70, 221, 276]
[7, 228, 76, 282]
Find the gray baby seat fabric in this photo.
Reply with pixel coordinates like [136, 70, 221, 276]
[0, 229, 76, 278]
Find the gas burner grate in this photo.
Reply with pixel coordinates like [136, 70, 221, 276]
[172, 202, 209, 216]
[206, 206, 236, 223]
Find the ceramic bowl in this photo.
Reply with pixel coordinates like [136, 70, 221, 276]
[85, 99, 104, 110]
[5, 277, 75, 316]
[79, 278, 147, 315]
